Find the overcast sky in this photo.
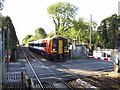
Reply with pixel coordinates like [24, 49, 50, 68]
[2, 0, 120, 44]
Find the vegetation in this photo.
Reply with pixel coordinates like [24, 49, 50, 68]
[47, 2, 78, 35]
[47, 31, 55, 37]
[22, 34, 33, 46]
[98, 14, 120, 49]
[22, 27, 47, 46]
[62, 18, 91, 45]
[34, 27, 47, 40]
[1, 16, 19, 61]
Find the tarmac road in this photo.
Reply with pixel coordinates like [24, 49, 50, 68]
[58, 58, 114, 76]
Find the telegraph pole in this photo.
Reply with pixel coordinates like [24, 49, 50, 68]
[89, 14, 93, 53]
[90, 14, 92, 46]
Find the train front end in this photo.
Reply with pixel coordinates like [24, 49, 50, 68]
[50, 35, 69, 61]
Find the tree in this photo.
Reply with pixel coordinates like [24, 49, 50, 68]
[22, 34, 33, 45]
[22, 27, 47, 46]
[47, 2, 78, 35]
[2, 16, 19, 61]
[98, 14, 119, 49]
[47, 31, 55, 37]
[72, 18, 89, 41]
[92, 30, 101, 47]
[34, 27, 47, 40]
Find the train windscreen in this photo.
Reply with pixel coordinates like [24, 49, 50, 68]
[64, 39, 68, 50]
[52, 39, 57, 48]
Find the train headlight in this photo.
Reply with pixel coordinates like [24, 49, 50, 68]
[53, 49, 56, 51]
[52, 49, 57, 52]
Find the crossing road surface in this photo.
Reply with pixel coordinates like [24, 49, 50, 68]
[58, 58, 114, 76]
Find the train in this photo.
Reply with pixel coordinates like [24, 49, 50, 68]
[28, 35, 69, 61]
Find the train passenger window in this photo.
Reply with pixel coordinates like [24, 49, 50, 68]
[38, 43, 41, 47]
[34, 44, 36, 46]
[41, 43, 46, 47]
[52, 39, 57, 47]
[35, 43, 39, 46]
[36, 43, 39, 46]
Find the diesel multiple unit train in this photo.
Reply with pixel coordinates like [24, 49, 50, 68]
[28, 35, 69, 61]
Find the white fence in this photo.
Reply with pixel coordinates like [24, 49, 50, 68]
[6, 62, 22, 83]
[6, 71, 21, 82]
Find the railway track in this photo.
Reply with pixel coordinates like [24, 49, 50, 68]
[21, 47, 77, 90]
[21, 47, 120, 89]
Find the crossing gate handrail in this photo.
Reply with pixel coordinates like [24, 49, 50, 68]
[6, 71, 21, 82]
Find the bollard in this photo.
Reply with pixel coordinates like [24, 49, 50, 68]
[114, 64, 118, 72]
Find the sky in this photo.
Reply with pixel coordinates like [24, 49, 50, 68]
[2, 0, 120, 44]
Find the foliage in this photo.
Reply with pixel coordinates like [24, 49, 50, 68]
[59, 18, 99, 46]
[47, 2, 78, 34]
[47, 31, 55, 37]
[2, 16, 19, 61]
[22, 34, 33, 46]
[91, 31, 101, 47]
[22, 27, 47, 46]
[34, 27, 47, 40]
[72, 18, 90, 42]
[63, 28, 77, 44]
[98, 14, 119, 49]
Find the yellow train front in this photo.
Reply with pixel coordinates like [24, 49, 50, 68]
[47, 35, 69, 61]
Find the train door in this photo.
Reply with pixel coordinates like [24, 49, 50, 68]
[58, 40, 63, 54]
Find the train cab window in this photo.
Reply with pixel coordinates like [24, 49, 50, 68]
[64, 39, 68, 50]
[52, 39, 57, 48]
